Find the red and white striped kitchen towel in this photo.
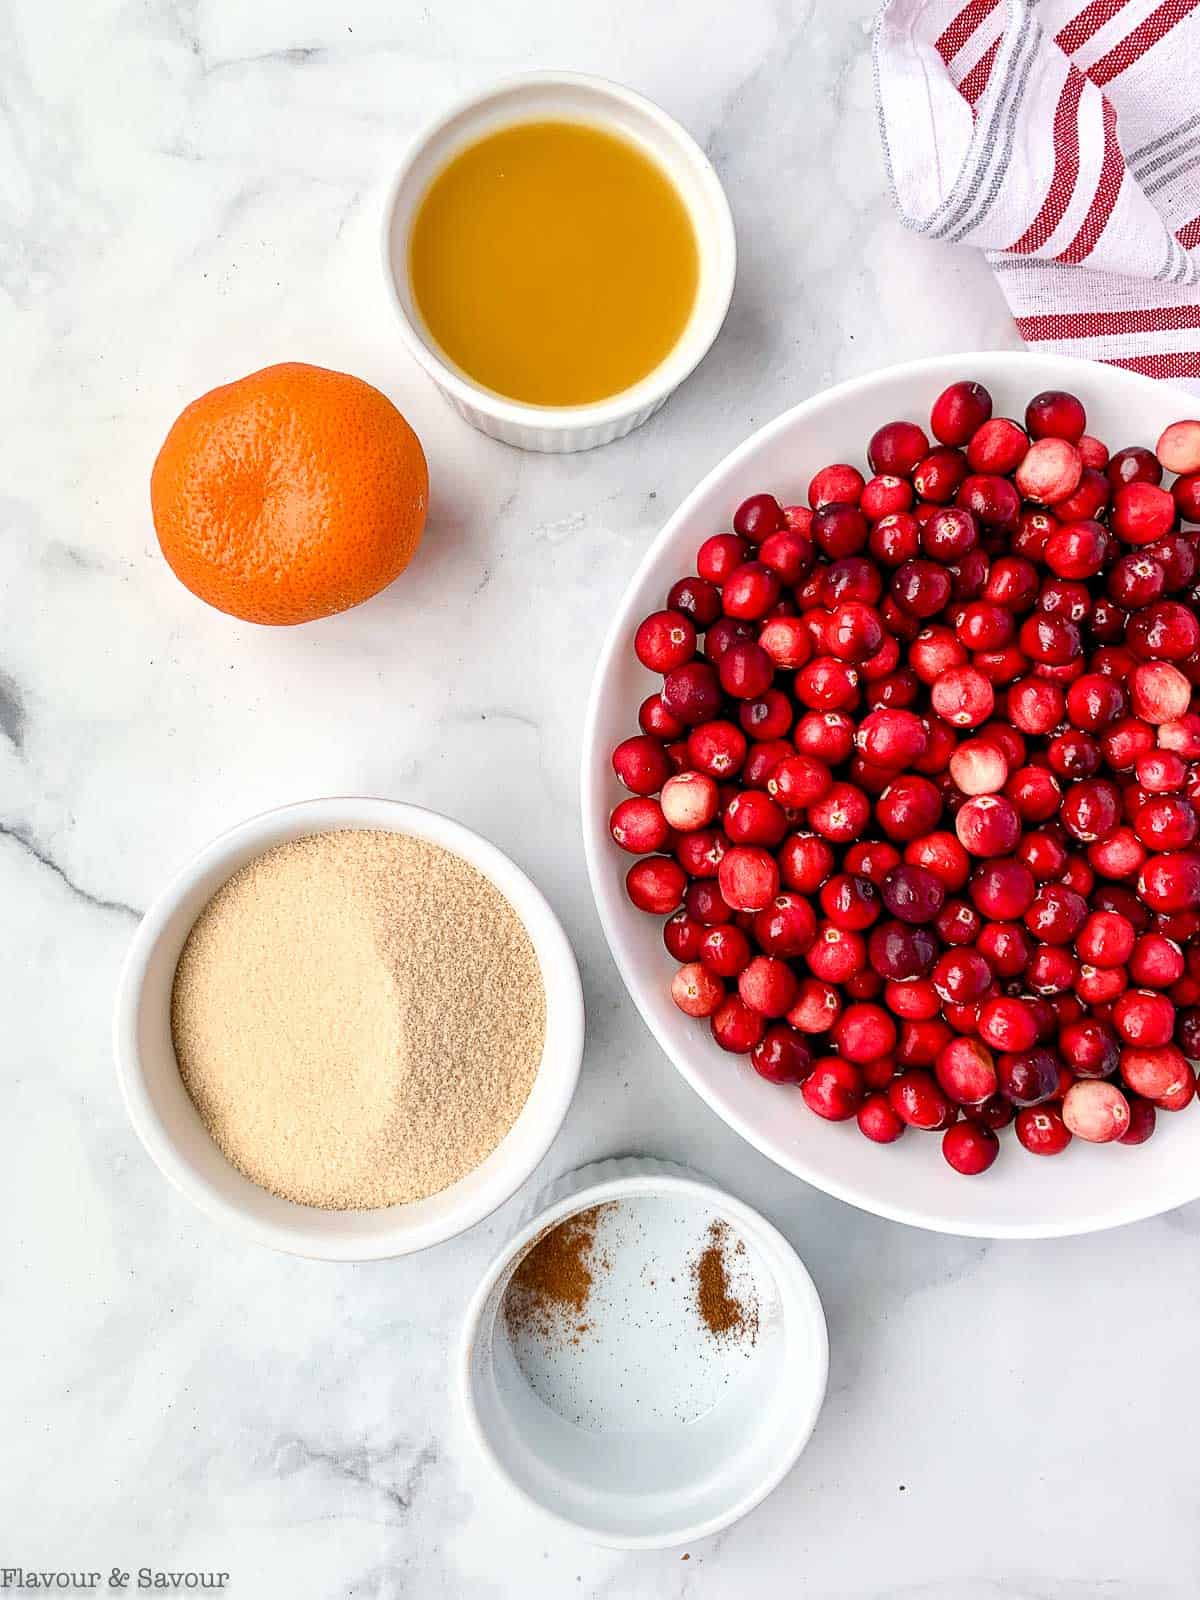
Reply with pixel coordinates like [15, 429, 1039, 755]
[874, 0, 1200, 394]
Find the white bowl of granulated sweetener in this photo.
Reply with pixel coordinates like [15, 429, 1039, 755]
[113, 797, 584, 1259]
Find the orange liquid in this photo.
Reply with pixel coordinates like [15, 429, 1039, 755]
[409, 120, 699, 407]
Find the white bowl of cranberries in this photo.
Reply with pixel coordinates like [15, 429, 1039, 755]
[582, 351, 1200, 1237]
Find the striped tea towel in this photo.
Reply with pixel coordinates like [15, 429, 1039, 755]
[874, 0, 1200, 394]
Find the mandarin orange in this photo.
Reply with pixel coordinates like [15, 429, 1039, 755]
[150, 362, 428, 625]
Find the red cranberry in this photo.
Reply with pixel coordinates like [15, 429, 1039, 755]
[997, 1047, 1060, 1106]
[1120, 1044, 1192, 1102]
[833, 1001, 897, 1063]
[942, 1120, 999, 1174]
[806, 923, 868, 984]
[667, 575, 722, 627]
[626, 856, 686, 914]
[819, 872, 882, 932]
[740, 688, 794, 740]
[978, 995, 1038, 1053]
[802, 1057, 864, 1120]
[711, 994, 766, 1054]
[875, 775, 943, 841]
[1015, 1104, 1072, 1155]
[955, 794, 1020, 857]
[718, 846, 780, 912]
[1062, 778, 1121, 843]
[751, 1024, 813, 1084]
[723, 562, 781, 620]
[754, 892, 817, 957]
[888, 1069, 953, 1129]
[970, 858, 1036, 920]
[1113, 988, 1176, 1048]
[697, 532, 749, 583]
[737, 955, 799, 1019]
[957, 472, 1021, 534]
[1129, 933, 1185, 988]
[1174, 473, 1200, 522]
[662, 660, 724, 725]
[880, 863, 945, 924]
[719, 639, 775, 700]
[812, 503, 869, 560]
[733, 492, 783, 543]
[1111, 482, 1177, 546]
[857, 1092, 905, 1142]
[868, 420, 930, 477]
[808, 463, 865, 509]
[640, 692, 686, 740]
[931, 381, 992, 446]
[1025, 389, 1086, 443]
[931, 665, 994, 728]
[635, 610, 697, 673]
[699, 924, 752, 977]
[688, 720, 747, 779]
[913, 447, 970, 503]
[610, 796, 672, 854]
[867, 920, 938, 980]
[936, 1036, 997, 1104]
[779, 832, 835, 893]
[1119, 1094, 1157, 1145]
[1108, 445, 1162, 489]
[612, 734, 672, 795]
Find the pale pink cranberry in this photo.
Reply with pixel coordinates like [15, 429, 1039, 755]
[949, 738, 1008, 796]
[1016, 438, 1083, 505]
[1062, 1079, 1131, 1142]
[936, 1036, 998, 1105]
[612, 734, 672, 795]
[942, 1120, 999, 1174]
[887, 1068, 953, 1129]
[671, 962, 725, 1018]
[802, 1057, 864, 1120]
[1159, 715, 1200, 759]
[625, 856, 686, 914]
[1156, 419, 1200, 475]
[808, 463, 865, 509]
[610, 796, 672, 854]
[711, 995, 766, 1054]
[660, 771, 719, 832]
[733, 492, 783, 543]
[717, 846, 780, 912]
[754, 892, 817, 957]
[1077, 434, 1110, 469]
[1015, 1104, 1072, 1155]
[857, 1092, 905, 1142]
[751, 1024, 813, 1084]
[1131, 661, 1192, 725]
[1111, 482, 1177, 546]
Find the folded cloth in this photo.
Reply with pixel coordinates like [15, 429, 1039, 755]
[874, 0, 1200, 395]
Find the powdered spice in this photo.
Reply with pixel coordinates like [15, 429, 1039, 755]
[504, 1205, 613, 1345]
[693, 1219, 758, 1344]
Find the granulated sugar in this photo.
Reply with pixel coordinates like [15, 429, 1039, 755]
[170, 829, 546, 1209]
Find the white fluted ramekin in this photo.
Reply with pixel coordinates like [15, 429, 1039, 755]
[113, 798, 584, 1260]
[381, 73, 736, 453]
[459, 1157, 828, 1547]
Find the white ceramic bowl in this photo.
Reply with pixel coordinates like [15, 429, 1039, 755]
[381, 72, 736, 453]
[459, 1157, 828, 1547]
[114, 798, 584, 1259]
[582, 350, 1200, 1239]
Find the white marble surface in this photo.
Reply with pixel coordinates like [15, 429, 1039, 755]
[5, 1, 1200, 1595]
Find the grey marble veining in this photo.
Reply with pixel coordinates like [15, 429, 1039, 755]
[3, 0, 1198, 1595]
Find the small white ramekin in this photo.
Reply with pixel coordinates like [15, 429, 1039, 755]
[459, 1157, 829, 1548]
[381, 72, 736, 453]
[113, 798, 584, 1260]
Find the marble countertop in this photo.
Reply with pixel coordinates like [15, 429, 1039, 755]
[6, 0, 1199, 1594]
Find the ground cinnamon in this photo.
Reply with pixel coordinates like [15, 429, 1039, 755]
[693, 1219, 758, 1344]
[504, 1204, 613, 1345]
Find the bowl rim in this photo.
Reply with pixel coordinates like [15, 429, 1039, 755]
[456, 1164, 829, 1548]
[113, 796, 584, 1260]
[379, 69, 737, 433]
[581, 348, 1200, 1240]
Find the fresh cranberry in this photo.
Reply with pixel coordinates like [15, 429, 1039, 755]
[661, 770, 720, 832]
[612, 734, 672, 795]
[671, 962, 725, 1017]
[610, 796, 672, 854]
[751, 1024, 813, 1084]
[1015, 1104, 1072, 1155]
[733, 492, 783, 543]
[1119, 1094, 1157, 1144]
[1062, 1079, 1130, 1142]
[1129, 933, 1185, 988]
[997, 1047, 1060, 1106]
[1025, 390, 1086, 443]
[697, 532, 749, 584]
[753, 892, 817, 957]
[1111, 482, 1177, 546]
[936, 1036, 997, 1104]
[833, 1001, 897, 1063]
[868, 420, 930, 477]
[802, 1057, 864, 1120]
[957, 472, 1021, 534]
[812, 503, 869, 560]
[739, 688, 794, 740]
[718, 846, 780, 912]
[662, 660, 724, 725]
[625, 856, 687, 915]
[1108, 445, 1162, 489]
[931, 381, 992, 446]
[867, 920, 938, 980]
[819, 872, 882, 931]
[808, 463, 865, 509]
[857, 1093, 905, 1142]
[1120, 1044, 1192, 1102]
[711, 995, 767, 1054]
[913, 447, 970, 503]
[942, 1120, 999, 1174]
[667, 576, 722, 627]
[888, 1069, 953, 1129]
